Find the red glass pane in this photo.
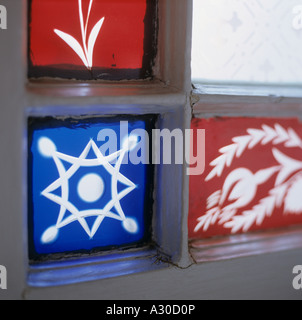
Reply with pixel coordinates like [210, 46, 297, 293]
[189, 117, 302, 240]
[28, 0, 157, 80]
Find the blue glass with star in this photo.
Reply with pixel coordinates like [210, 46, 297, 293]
[28, 116, 154, 260]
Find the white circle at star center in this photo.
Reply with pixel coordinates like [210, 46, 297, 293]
[77, 173, 105, 203]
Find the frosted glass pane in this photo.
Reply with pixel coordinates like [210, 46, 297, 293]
[192, 0, 302, 84]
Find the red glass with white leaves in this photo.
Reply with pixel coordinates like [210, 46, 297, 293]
[189, 118, 302, 240]
[28, 0, 157, 80]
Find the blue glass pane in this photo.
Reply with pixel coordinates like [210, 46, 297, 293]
[28, 116, 154, 260]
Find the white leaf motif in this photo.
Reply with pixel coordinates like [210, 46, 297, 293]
[194, 208, 220, 232]
[254, 166, 280, 185]
[286, 128, 302, 148]
[207, 190, 221, 210]
[261, 125, 277, 145]
[273, 124, 289, 144]
[54, 0, 105, 71]
[270, 184, 288, 207]
[247, 129, 266, 149]
[272, 148, 302, 186]
[232, 136, 250, 157]
[223, 172, 302, 234]
[54, 29, 89, 68]
[284, 176, 302, 214]
[87, 17, 105, 68]
[206, 124, 302, 182]
[78, 0, 86, 54]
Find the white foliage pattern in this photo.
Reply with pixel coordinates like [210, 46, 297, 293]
[195, 124, 302, 234]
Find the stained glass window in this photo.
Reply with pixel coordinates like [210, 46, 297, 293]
[28, 0, 157, 80]
[189, 117, 302, 240]
[28, 115, 155, 261]
[192, 0, 302, 84]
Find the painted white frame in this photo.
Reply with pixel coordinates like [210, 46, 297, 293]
[24, 0, 193, 287]
[0, 0, 193, 298]
[0, 0, 302, 299]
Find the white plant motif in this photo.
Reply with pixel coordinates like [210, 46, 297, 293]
[54, 0, 105, 70]
[195, 124, 302, 234]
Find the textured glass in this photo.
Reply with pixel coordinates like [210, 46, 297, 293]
[28, 116, 154, 260]
[192, 0, 302, 84]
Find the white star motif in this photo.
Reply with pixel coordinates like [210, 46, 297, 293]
[38, 136, 139, 244]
